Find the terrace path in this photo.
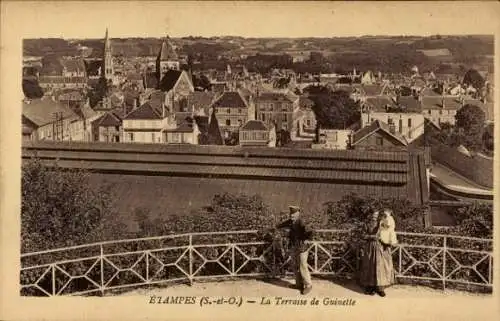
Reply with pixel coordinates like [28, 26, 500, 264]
[120, 279, 496, 321]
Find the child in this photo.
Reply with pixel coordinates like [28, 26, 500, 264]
[377, 209, 398, 246]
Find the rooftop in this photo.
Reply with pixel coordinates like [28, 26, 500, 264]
[159, 69, 183, 92]
[241, 120, 268, 131]
[352, 120, 408, 146]
[211, 91, 248, 109]
[123, 102, 162, 120]
[23, 98, 79, 127]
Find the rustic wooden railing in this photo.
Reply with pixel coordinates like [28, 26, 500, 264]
[20, 230, 493, 296]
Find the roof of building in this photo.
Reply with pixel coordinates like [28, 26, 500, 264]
[61, 58, 86, 73]
[123, 102, 162, 120]
[23, 98, 79, 127]
[211, 91, 248, 109]
[396, 96, 423, 112]
[56, 89, 85, 101]
[159, 69, 183, 92]
[352, 120, 408, 146]
[22, 141, 430, 210]
[241, 120, 268, 131]
[92, 111, 122, 127]
[255, 92, 295, 103]
[166, 121, 195, 133]
[187, 92, 217, 114]
[421, 96, 463, 110]
[365, 96, 396, 111]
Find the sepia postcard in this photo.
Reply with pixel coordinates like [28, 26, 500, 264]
[1, 1, 499, 321]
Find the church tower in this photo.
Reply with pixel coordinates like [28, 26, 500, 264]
[156, 35, 180, 83]
[103, 28, 113, 81]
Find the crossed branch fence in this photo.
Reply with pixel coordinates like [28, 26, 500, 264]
[20, 230, 493, 296]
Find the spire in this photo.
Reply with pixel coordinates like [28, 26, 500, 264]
[104, 28, 111, 50]
[158, 35, 178, 61]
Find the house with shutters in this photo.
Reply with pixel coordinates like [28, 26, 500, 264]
[122, 102, 165, 144]
[421, 96, 462, 126]
[254, 92, 299, 132]
[209, 91, 251, 138]
[239, 120, 273, 147]
[361, 95, 425, 144]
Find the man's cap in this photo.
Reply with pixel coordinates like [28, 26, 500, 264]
[289, 205, 300, 214]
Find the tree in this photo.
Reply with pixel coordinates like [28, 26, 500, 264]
[22, 79, 44, 99]
[305, 86, 360, 129]
[21, 159, 115, 252]
[207, 109, 224, 145]
[455, 104, 486, 151]
[463, 69, 485, 91]
[88, 76, 109, 107]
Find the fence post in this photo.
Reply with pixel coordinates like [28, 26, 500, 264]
[189, 234, 193, 286]
[52, 264, 56, 296]
[442, 236, 447, 291]
[146, 251, 149, 283]
[100, 244, 104, 296]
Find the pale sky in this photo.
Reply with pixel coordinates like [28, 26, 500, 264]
[2, 1, 499, 39]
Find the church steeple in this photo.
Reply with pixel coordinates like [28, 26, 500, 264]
[156, 35, 180, 85]
[103, 28, 113, 81]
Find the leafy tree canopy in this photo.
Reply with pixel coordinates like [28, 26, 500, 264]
[304, 86, 360, 129]
[21, 159, 121, 252]
[463, 69, 485, 90]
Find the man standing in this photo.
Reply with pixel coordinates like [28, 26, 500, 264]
[276, 205, 313, 295]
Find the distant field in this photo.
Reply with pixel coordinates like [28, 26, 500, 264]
[417, 48, 452, 57]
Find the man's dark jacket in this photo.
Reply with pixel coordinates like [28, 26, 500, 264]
[276, 218, 313, 252]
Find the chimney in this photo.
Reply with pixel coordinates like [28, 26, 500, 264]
[441, 97, 445, 109]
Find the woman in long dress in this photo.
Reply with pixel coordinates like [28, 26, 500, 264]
[358, 210, 396, 297]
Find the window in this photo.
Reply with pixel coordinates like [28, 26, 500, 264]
[151, 133, 155, 142]
[399, 119, 403, 133]
[428, 110, 431, 114]
[238, 109, 242, 114]
[226, 119, 231, 126]
[94, 133, 99, 141]
[408, 118, 412, 127]
[129, 133, 134, 142]
[179, 98, 188, 112]
[227, 108, 231, 114]
[238, 119, 242, 126]
[439, 109, 443, 115]
[387, 117, 393, 125]
[115, 126, 120, 132]
[262, 114, 266, 122]
[376, 137, 383, 146]
[306, 119, 311, 126]
[331, 131, 338, 142]
[283, 114, 287, 122]
[282, 123, 288, 130]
